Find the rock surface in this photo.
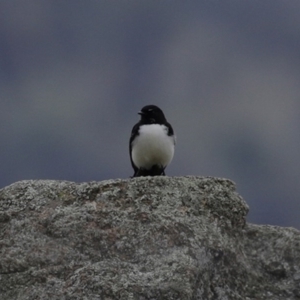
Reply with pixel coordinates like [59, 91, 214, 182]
[0, 176, 299, 299]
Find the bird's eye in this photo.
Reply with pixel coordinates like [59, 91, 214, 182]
[148, 109, 153, 112]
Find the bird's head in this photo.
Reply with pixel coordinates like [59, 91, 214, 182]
[138, 105, 166, 124]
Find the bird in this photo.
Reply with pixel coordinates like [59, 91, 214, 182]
[129, 105, 176, 177]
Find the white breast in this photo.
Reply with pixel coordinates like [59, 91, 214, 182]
[131, 124, 175, 170]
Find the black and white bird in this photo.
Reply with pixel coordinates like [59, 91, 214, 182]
[129, 105, 176, 177]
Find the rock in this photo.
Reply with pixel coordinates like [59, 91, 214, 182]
[0, 176, 299, 299]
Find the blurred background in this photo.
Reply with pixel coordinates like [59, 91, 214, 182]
[1, 1, 299, 228]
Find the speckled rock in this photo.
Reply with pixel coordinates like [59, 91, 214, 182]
[0, 176, 299, 299]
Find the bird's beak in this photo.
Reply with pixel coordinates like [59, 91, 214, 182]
[138, 111, 144, 116]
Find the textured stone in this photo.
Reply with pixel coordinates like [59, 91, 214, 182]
[0, 176, 299, 299]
